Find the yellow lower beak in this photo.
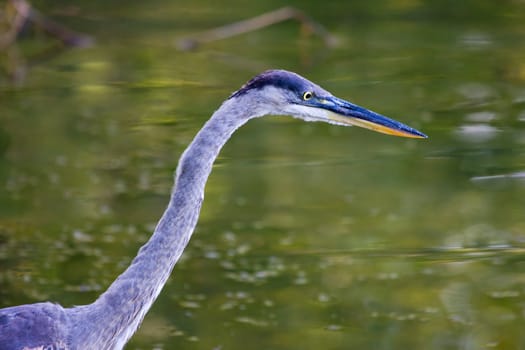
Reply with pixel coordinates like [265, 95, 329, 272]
[328, 112, 426, 139]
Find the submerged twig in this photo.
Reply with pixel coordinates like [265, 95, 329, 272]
[0, 0, 29, 49]
[0, 0, 93, 50]
[177, 6, 338, 51]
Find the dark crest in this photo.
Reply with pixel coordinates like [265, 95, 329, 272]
[229, 70, 313, 99]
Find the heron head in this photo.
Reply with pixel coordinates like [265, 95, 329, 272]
[231, 70, 427, 139]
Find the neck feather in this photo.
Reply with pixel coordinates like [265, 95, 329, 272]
[68, 97, 252, 349]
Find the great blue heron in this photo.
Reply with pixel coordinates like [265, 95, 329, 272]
[0, 70, 426, 349]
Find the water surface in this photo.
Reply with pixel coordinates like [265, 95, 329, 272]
[1, 1, 525, 349]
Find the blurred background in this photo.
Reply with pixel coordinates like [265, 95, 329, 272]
[1, 1, 525, 349]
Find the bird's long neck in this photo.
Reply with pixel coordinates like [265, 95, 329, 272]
[69, 98, 252, 349]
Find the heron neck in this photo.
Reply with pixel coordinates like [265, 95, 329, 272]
[70, 98, 250, 349]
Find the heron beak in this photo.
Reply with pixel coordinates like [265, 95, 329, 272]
[320, 96, 427, 139]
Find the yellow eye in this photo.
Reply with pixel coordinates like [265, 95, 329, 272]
[302, 91, 313, 100]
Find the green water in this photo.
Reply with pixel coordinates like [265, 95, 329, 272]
[1, 1, 525, 349]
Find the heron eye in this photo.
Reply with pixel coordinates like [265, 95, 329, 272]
[302, 91, 313, 101]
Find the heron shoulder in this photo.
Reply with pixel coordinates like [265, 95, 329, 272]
[0, 302, 70, 350]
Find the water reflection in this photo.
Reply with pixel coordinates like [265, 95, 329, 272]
[471, 171, 525, 184]
[454, 124, 499, 143]
[1, 0, 525, 349]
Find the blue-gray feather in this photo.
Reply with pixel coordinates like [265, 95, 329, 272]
[0, 303, 69, 349]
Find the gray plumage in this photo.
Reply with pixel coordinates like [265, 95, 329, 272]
[0, 70, 426, 350]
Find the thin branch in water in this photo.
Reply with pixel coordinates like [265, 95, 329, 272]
[177, 6, 339, 51]
[0, 0, 93, 50]
[0, 0, 30, 49]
